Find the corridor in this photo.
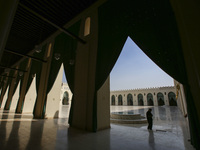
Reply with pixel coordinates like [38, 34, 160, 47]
[0, 106, 195, 150]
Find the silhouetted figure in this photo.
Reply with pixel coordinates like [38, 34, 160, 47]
[146, 108, 153, 130]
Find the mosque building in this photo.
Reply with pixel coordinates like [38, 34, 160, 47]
[60, 82, 187, 121]
[110, 86, 176, 106]
[0, 0, 199, 149]
[60, 83, 177, 107]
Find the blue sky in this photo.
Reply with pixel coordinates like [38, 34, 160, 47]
[110, 37, 174, 91]
[63, 37, 174, 90]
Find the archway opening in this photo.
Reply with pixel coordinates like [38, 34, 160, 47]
[111, 95, 115, 105]
[60, 69, 73, 119]
[127, 93, 133, 106]
[110, 37, 174, 107]
[147, 93, 154, 106]
[157, 93, 165, 106]
[109, 37, 180, 133]
[168, 92, 177, 106]
[118, 95, 123, 105]
[62, 91, 69, 105]
[138, 94, 144, 106]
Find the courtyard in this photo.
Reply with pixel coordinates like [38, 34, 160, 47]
[0, 105, 194, 150]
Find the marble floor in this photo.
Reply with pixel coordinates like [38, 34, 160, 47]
[0, 106, 195, 150]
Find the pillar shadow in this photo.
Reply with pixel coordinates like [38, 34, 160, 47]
[54, 110, 59, 118]
[158, 106, 166, 120]
[0, 110, 9, 150]
[148, 131, 155, 150]
[25, 120, 44, 150]
[4, 114, 22, 150]
[55, 127, 111, 150]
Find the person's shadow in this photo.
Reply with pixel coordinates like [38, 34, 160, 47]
[148, 131, 155, 150]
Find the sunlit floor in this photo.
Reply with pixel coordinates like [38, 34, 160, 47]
[0, 106, 195, 150]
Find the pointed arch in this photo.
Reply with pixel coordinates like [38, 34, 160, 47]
[168, 92, 177, 106]
[137, 94, 144, 106]
[157, 92, 165, 106]
[147, 93, 154, 106]
[127, 93, 133, 106]
[62, 91, 69, 105]
[111, 95, 115, 105]
[118, 95, 123, 105]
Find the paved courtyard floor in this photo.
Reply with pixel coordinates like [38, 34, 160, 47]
[0, 106, 195, 150]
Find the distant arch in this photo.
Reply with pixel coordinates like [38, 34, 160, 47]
[157, 92, 165, 106]
[127, 93, 133, 106]
[168, 92, 177, 106]
[137, 94, 144, 106]
[62, 91, 69, 105]
[118, 95, 123, 105]
[111, 95, 115, 105]
[147, 93, 154, 106]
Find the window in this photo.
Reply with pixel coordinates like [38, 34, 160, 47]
[47, 43, 52, 58]
[84, 17, 91, 36]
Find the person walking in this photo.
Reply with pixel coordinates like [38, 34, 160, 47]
[146, 108, 153, 130]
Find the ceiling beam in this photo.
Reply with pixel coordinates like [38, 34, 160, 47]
[0, 74, 15, 78]
[4, 49, 47, 63]
[19, 3, 86, 44]
[0, 65, 27, 72]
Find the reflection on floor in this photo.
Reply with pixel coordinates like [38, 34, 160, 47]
[0, 106, 195, 150]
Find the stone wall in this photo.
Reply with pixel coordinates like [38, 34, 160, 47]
[110, 86, 176, 106]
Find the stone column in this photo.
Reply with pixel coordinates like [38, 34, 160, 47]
[33, 43, 54, 119]
[70, 14, 98, 131]
[153, 93, 157, 106]
[116, 95, 119, 105]
[170, 2, 200, 148]
[144, 94, 147, 106]
[69, 9, 110, 131]
[164, 93, 169, 106]
[97, 77, 110, 130]
[0, 78, 8, 108]
[15, 59, 32, 113]
[4, 69, 18, 110]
